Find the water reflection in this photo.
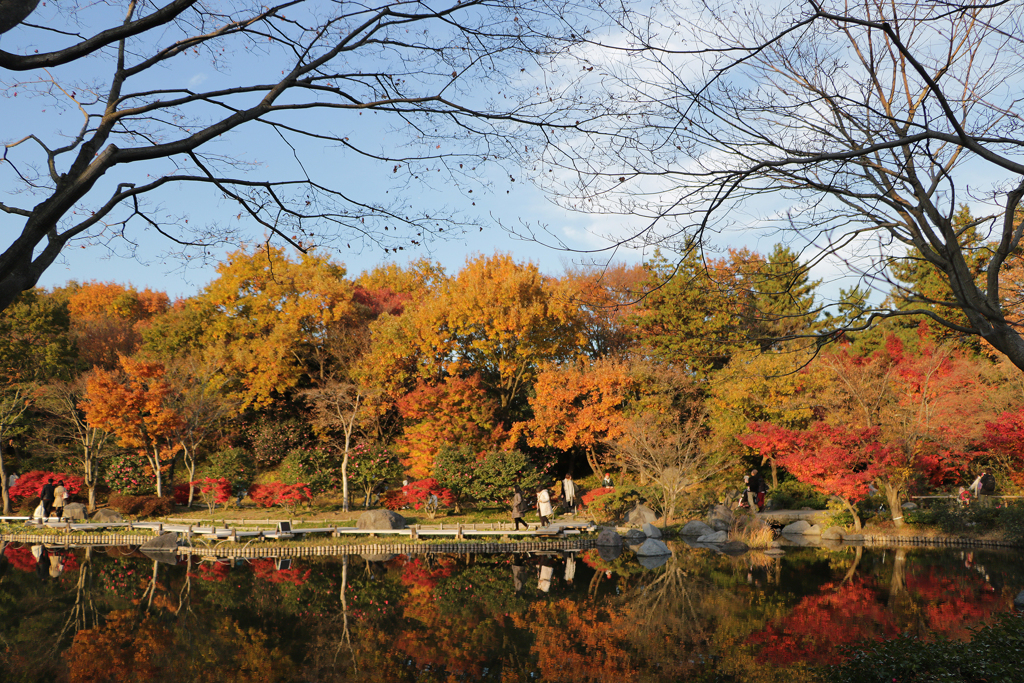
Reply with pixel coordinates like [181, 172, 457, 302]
[1, 539, 1019, 682]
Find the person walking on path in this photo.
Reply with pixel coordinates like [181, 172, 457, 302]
[536, 485, 552, 527]
[562, 474, 577, 515]
[511, 485, 528, 530]
[40, 478, 56, 520]
[602, 472, 613, 488]
[52, 480, 67, 521]
[747, 470, 765, 512]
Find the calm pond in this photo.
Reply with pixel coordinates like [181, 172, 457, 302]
[1, 540, 1019, 682]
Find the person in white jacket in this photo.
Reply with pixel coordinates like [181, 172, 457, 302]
[562, 474, 577, 515]
[536, 485, 552, 526]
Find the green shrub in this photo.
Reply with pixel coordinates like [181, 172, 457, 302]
[279, 447, 341, 495]
[199, 447, 255, 488]
[587, 486, 656, 524]
[771, 479, 829, 510]
[825, 612, 1024, 682]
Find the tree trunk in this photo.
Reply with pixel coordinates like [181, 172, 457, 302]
[840, 497, 862, 531]
[884, 482, 904, 528]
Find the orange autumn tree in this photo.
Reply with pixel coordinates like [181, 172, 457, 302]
[68, 281, 170, 369]
[83, 356, 183, 497]
[510, 357, 634, 472]
[396, 374, 500, 477]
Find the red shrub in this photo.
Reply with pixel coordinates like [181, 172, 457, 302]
[247, 482, 311, 510]
[9, 471, 84, 501]
[581, 487, 614, 507]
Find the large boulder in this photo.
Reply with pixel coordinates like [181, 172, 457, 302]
[803, 524, 822, 536]
[357, 509, 405, 530]
[625, 503, 659, 527]
[821, 527, 844, 541]
[92, 508, 124, 523]
[781, 520, 812, 535]
[680, 520, 714, 537]
[636, 538, 671, 556]
[707, 505, 734, 532]
[696, 530, 728, 543]
[141, 532, 179, 550]
[598, 544, 623, 562]
[1015, 590, 1024, 612]
[720, 540, 749, 554]
[623, 528, 647, 544]
[596, 529, 623, 547]
[62, 503, 87, 521]
[641, 522, 662, 539]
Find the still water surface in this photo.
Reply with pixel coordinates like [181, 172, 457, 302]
[1, 540, 1019, 682]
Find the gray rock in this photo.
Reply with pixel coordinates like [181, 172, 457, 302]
[901, 502, 918, 510]
[679, 520, 714, 537]
[141, 532, 179, 550]
[781, 520, 812, 535]
[636, 538, 672, 556]
[707, 504, 734, 529]
[598, 544, 623, 562]
[596, 529, 623, 547]
[623, 529, 647, 545]
[843, 533, 864, 542]
[641, 522, 662, 539]
[361, 553, 396, 563]
[803, 524, 822, 536]
[720, 540, 749, 554]
[637, 553, 672, 570]
[1014, 590, 1024, 611]
[770, 540, 784, 548]
[625, 503, 659, 526]
[764, 548, 786, 557]
[141, 549, 179, 565]
[696, 530, 728, 543]
[356, 509, 405, 530]
[821, 527, 843, 541]
[62, 502, 87, 521]
[710, 518, 732, 532]
[92, 508, 124, 523]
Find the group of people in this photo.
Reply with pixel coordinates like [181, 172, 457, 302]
[958, 470, 997, 505]
[739, 469, 767, 513]
[34, 478, 68, 522]
[510, 473, 584, 531]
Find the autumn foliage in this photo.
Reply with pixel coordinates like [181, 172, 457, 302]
[8, 470, 84, 501]
[247, 482, 312, 511]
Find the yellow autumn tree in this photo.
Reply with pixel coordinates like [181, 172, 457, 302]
[201, 245, 360, 409]
[364, 253, 588, 420]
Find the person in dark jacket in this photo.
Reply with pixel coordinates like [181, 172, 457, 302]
[748, 470, 765, 512]
[40, 478, 56, 520]
[511, 485, 528, 530]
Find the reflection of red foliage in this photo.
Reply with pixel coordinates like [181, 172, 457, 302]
[399, 556, 454, 591]
[9, 471, 85, 500]
[190, 562, 231, 582]
[907, 567, 1003, 639]
[747, 579, 899, 666]
[249, 558, 310, 586]
[3, 545, 36, 572]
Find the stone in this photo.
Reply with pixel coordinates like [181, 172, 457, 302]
[781, 520, 811, 535]
[62, 502, 87, 521]
[92, 508, 124, 523]
[641, 522, 662, 539]
[596, 529, 623, 547]
[356, 509, 405, 530]
[820, 527, 843, 541]
[637, 553, 671, 570]
[696, 530, 728, 543]
[141, 532, 179, 550]
[623, 528, 647, 544]
[598, 544, 623, 562]
[707, 504, 734, 529]
[679, 520, 714, 537]
[720, 540, 749, 554]
[901, 502, 918, 510]
[636, 538, 671, 556]
[1014, 590, 1024, 611]
[361, 553, 396, 563]
[764, 548, 786, 557]
[141, 549, 179, 565]
[843, 533, 864, 542]
[803, 524, 822, 536]
[625, 503, 659, 526]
